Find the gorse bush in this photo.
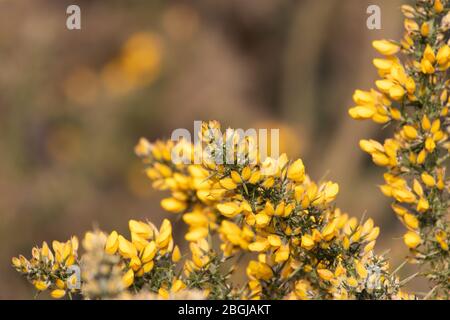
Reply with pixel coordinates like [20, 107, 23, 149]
[12, 121, 405, 300]
[349, 0, 449, 298]
[12, 0, 449, 300]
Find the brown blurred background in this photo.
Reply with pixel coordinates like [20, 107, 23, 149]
[0, 0, 425, 299]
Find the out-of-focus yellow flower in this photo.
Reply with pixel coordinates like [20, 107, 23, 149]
[404, 231, 421, 249]
[122, 269, 134, 288]
[317, 269, 334, 281]
[161, 197, 187, 213]
[287, 159, 305, 183]
[372, 40, 401, 56]
[50, 289, 66, 299]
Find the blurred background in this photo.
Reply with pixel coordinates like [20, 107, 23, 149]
[0, 0, 426, 298]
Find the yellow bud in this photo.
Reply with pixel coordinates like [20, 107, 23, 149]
[431, 119, 440, 133]
[361, 218, 374, 236]
[404, 213, 419, 230]
[355, 261, 368, 279]
[405, 18, 419, 32]
[347, 277, 358, 287]
[287, 159, 306, 183]
[274, 244, 290, 263]
[435, 0, 444, 13]
[129, 256, 142, 271]
[421, 173, 436, 188]
[171, 279, 186, 293]
[348, 106, 376, 120]
[185, 227, 208, 242]
[417, 197, 430, 212]
[390, 108, 402, 120]
[104, 231, 119, 255]
[172, 245, 182, 262]
[365, 227, 380, 242]
[142, 261, 154, 273]
[55, 279, 65, 289]
[422, 115, 431, 131]
[217, 202, 241, 218]
[364, 240, 376, 253]
[230, 171, 243, 184]
[372, 152, 390, 167]
[403, 125, 418, 140]
[437, 45, 450, 66]
[34, 280, 49, 291]
[274, 201, 285, 216]
[154, 163, 172, 178]
[433, 130, 444, 142]
[161, 198, 187, 213]
[129, 220, 153, 238]
[268, 235, 282, 247]
[425, 137, 436, 152]
[322, 182, 339, 203]
[372, 40, 400, 56]
[255, 212, 271, 228]
[417, 149, 427, 164]
[420, 22, 430, 37]
[359, 139, 383, 154]
[435, 231, 448, 251]
[421, 58, 435, 74]
[248, 238, 270, 252]
[134, 138, 152, 157]
[389, 85, 405, 100]
[440, 90, 448, 103]
[321, 222, 337, 241]
[375, 79, 395, 93]
[248, 170, 261, 184]
[220, 177, 238, 190]
[373, 58, 394, 71]
[404, 231, 421, 248]
[261, 177, 275, 188]
[413, 179, 424, 197]
[343, 236, 350, 250]
[301, 234, 315, 250]
[317, 269, 334, 281]
[122, 269, 134, 288]
[424, 45, 436, 63]
[118, 235, 138, 258]
[156, 219, 172, 249]
[405, 78, 416, 94]
[392, 204, 408, 217]
[241, 167, 252, 181]
[141, 241, 157, 263]
[50, 289, 66, 299]
[11, 257, 21, 268]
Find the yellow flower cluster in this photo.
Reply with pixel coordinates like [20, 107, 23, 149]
[136, 121, 403, 299]
[13, 219, 188, 300]
[13, 120, 410, 300]
[12, 237, 79, 299]
[104, 219, 181, 290]
[349, 0, 449, 298]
